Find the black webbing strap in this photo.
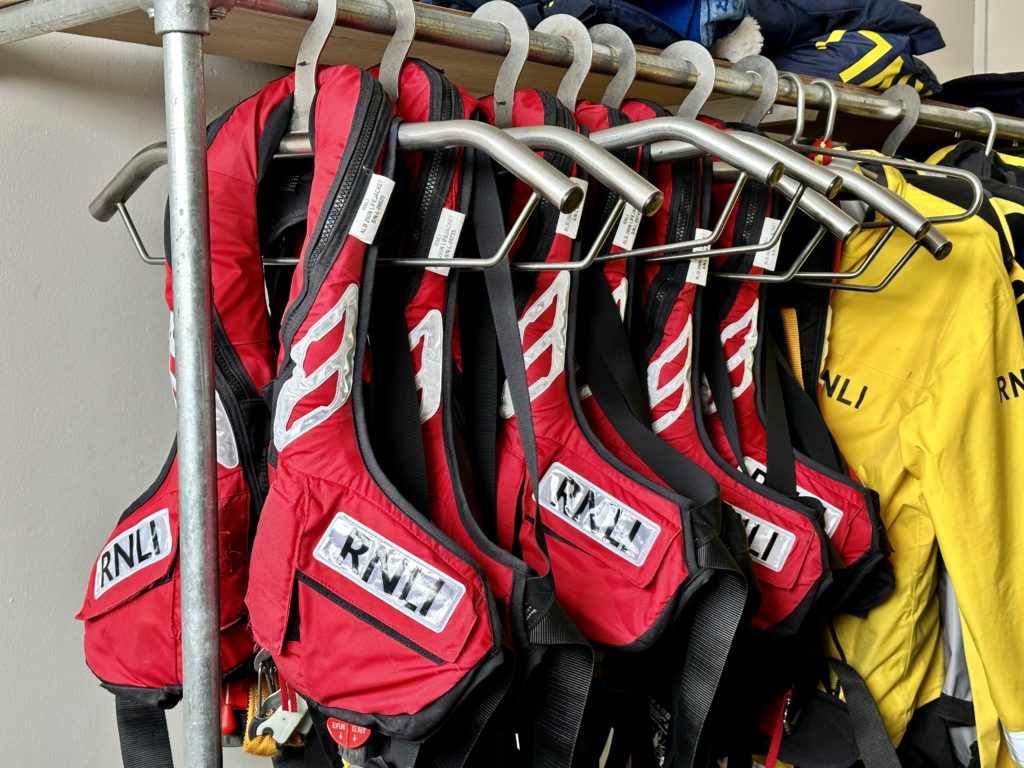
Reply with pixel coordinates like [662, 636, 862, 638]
[575, 267, 746, 768]
[420, 662, 513, 768]
[577, 266, 719, 506]
[272, 750, 306, 768]
[367, 266, 432, 513]
[700, 310, 750, 478]
[828, 659, 902, 768]
[761, 330, 799, 497]
[471, 156, 593, 768]
[115, 697, 175, 768]
[115, 695, 317, 768]
[765, 310, 843, 472]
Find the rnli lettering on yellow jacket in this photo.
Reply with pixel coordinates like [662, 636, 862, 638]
[820, 165, 1024, 768]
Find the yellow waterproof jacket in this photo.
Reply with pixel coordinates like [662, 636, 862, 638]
[820, 166, 1024, 767]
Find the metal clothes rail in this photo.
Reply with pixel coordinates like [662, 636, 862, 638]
[4, 2, 1024, 768]
[6, 0, 1024, 141]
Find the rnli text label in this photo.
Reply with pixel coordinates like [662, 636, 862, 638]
[314, 513, 466, 633]
[540, 463, 661, 566]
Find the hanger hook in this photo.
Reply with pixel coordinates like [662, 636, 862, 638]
[588, 24, 636, 109]
[735, 54, 779, 126]
[291, 0, 338, 134]
[472, 1, 530, 129]
[968, 107, 998, 156]
[809, 78, 839, 144]
[778, 72, 806, 144]
[660, 40, 716, 120]
[379, 0, 417, 100]
[880, 84, 921, 156]
[534, 14, 594, 109]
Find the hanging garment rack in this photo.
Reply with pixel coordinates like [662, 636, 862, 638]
[4, 3, 1024, 768]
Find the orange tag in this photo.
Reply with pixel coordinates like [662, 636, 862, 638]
[326, 718, 371, 748]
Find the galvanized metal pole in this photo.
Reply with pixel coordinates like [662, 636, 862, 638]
[152, 2, 221, 768]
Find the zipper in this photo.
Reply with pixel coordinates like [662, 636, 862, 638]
[212, 321, 267, 519]
[411, 66, 459, 260]
[296, 571, 444, 665]
[644, 157, 700, 339]
[278, 77, 390, 355]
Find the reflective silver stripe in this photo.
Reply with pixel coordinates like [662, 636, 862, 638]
[313, 512, 466, 633]
[539, 462, 661, 566]
[94, 509, 174, 598]
[731, 506, 796, 572]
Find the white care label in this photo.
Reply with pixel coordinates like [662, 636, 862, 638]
[612, 203, 644, 250]
[555, 178, 589, 240]
[754, 217, 782, 271]
[426, 208, 466, 276]
[350, 174, 395, 244]
[686, 228, 713, 286]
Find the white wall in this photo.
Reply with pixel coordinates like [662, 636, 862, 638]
[916, 0, 976, 82]
[0, 32, 282, 768]
[985, 0, 1024, 73]
[0, 5, 1022, 767]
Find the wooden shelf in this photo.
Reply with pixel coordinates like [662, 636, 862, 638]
[66, 6, 717, 106]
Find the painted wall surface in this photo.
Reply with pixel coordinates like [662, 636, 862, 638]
[0, 5, 1022, 766]
[917, 0, 975, 82]
[0, 32, 282, 768]
[985, 0, 1024, 73]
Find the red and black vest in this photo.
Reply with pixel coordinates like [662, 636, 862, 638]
[475, 89, 745, 768]
[77, 73, 294, 763]
[246, 66, 507, 767]
[363, 59, 594, 768]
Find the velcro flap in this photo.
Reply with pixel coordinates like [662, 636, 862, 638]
[77, 502, 178, 621]
[537, 458, 680, 590]
[298, 479, 486, 665]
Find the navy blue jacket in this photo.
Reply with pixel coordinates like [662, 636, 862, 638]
[748, 0, 944, 56]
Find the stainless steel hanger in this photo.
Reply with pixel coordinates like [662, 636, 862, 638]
[494, 12, 663, 271]
[775, 79, 973, 290]
[588, 23, 636, 110]
[737, 54, 780, 127]
[587, 49, 850, 265]
[471, 0, 529, 130]
[879, 83, 921, 157]
[91, 0, 587, 269]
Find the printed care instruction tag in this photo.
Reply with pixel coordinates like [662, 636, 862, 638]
[426, 208, 467, 276]
[754, 217, 782, 271]
[686, 227, 713, 286]
[350, 174, 395, 244]
[555, 178, 589, 240]
[612, 204, 644, 251]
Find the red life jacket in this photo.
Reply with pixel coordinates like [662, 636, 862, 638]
[76, 73, 294, 762]
[696, 162, 893, 614]
[620, 99, 834, 635]
[246, 66, 508, 766]
[476, 89, 746, 768]
[363, 59, 594, 767]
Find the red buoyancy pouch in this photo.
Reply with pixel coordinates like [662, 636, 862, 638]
[246, 67, 506, 765]
[697, 172, 894, 615]
[479, 88, 714, 647]
[569, 101, 757, 768]
[77, 75, 295, 758]
[362, 60, 593, 768]
[622, 100, 833, 637]
[475, 90, 740, 768]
